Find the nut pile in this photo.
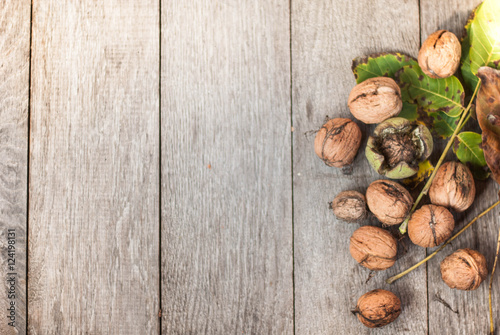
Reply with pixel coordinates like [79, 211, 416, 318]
[315, 29, 485, 329]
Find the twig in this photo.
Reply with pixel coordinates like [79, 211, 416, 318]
[387, 200, 500, 284]
[399, 81, 481, 235]
[490, 224, 500, 335]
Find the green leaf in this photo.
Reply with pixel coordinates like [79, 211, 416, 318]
[426, 110, 461, 139]
[352, 52, 418, 83]
[397, 65, 465, 117]
[398, 101, 418, 121]
[468, 0, 500, 75]
[453, 131, 487, 167]
[460, 3, 482, 91]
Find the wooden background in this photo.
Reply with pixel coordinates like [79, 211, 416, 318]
[1, 0, 498, 334]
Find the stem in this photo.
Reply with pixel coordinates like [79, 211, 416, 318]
[490, 226, 500, 335]
[387, 200, 500, 284]
[399, 81, 481, 235]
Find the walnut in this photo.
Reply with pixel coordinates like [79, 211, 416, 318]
[429, 161, 475, 212]
[366, 117, 433, 179]
[418, 30, 461, 78]
[365, 180, 413, 225]
[330, 190, 367, 223]
[348, 77, 402, 124]
[440, 248, 488, 290]
[314, 118, 362, 167]
[353, 289, 401, 328]
[408, 205, 454, 248]
[349, 225, 397, 270]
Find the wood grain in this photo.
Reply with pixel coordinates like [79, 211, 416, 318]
[420, 1, 498, 334]
[291, 0, 428, 333]
[0, 1, 30, 334]
[160, 1, 293, 333]
[28, 1, 160, 333]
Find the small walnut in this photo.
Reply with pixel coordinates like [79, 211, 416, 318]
[418, 30, 461, 78]
[408, 205, 454, 248]
[330, 190, 367, 223]
[314, 118, 362, 167]
[365, 180, 413, 225]
[353, 289, 401, 328]
[349, 225, 397, 270]
[441, 248, 488, 290]
[429, 161, 475, 212]
[348, 77, 402, 124]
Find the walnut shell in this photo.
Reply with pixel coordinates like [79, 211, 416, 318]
[408, 205, 454, 248]
[349, 225, 397, 270]
[314, 118, 362, 167]
[441, 248, 487, 290]
[330, 190, 367, 223]
[429, 161, 475, 212]
[418, 30, 461, 78]
[348, 77, 402, 124]
[354, 289, 401, 328]
[365, 180, 413, 225]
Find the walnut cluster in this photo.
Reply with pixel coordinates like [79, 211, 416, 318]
[365, 180, 413, 225]
[314, 118, 362, 168]
[429, 161, 475, 212]
[441, 248, 488, 290]
[418, 30, 461, 78]
[348, 77, 402, 124]
[349, 226, 397, 271]
[354, 289, 401, 328]
[330, 190, 367, 223]
[408, 205, 454, 248]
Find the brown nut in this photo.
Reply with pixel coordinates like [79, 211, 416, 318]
[354, 289, 401, 328]
[440, 248, 487, 290]
[365, 180, 413, 225]
[418, 30, 461, 78]
[314, 118, 362, 167]
[408, 205, 454, 248]
[349, 225, 397, 270]
[330, 190, 367, 223]
[348, 77, 403, 124]
[429, 161, 475, 212]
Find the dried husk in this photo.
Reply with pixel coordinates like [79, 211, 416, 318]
[365, 180, 413, 225]
[349, 225, 397, 271]
[476, 67, 500, 185]
[429, 161, 475, 212]
[408, 204, 454, 248]
[418, 30, 461, 78]
[314, 118, 362, 167]
[366, 117, 433, 179]
[348, 77, 402, 124]
[440, 248, 488, 290]
[354, 289, 401, 328]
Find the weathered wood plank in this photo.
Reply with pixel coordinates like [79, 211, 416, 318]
[420, 1, 497, 334]
[28, 1, 159, 333]
[160, 1, 293, 333]
[0, 1, 30, 334]
[292, 1, 428, 333]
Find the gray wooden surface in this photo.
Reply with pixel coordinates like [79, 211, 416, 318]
[28, 1, 159, 334]
[0, 1, 30, 334]
[160, 1, 293, 333]
[1, 0, 498, 334]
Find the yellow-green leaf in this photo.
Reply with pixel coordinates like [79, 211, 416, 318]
[352, 52, 418, 83]
[453, 131, 487, 167]
[402, 160, 434, 189]
[468, 0, 500, 75]
[397, 65, 465, 117]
